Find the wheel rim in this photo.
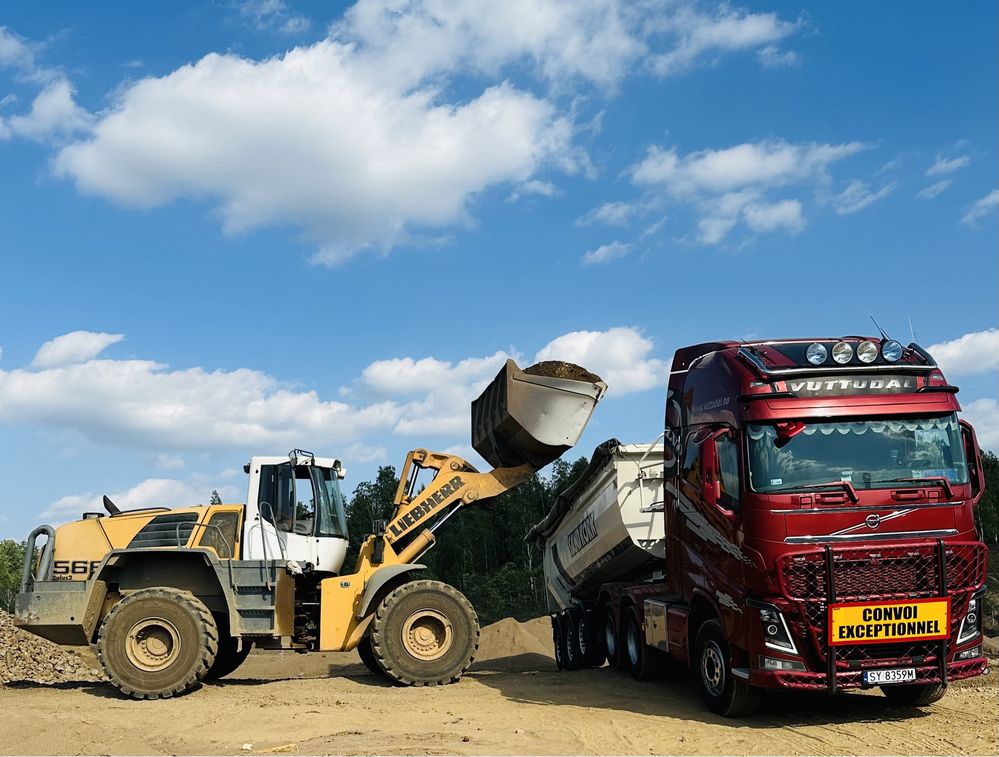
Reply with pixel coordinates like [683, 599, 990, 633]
[125, 617, 182, 672]
[626, 621, 640, 667]
[701, 640, 726, 697]
[604, 616, 616, 657]
[401, 608, 453, 661]
[577, 617, 588, 656]
[566, 620, 577, 663]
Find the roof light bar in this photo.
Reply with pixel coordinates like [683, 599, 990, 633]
[831, 341, 854, 364]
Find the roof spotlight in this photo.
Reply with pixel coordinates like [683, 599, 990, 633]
[832, 341, 854, 364]
[805, 343, 828, 365]
[882, 340, 903, 363]
[857, 340, 878, 363]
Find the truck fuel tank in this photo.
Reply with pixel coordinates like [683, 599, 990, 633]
[471, 360, 607, 469]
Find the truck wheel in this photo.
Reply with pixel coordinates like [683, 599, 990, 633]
[370, 580, 479, 686]
[574, 610, 596, 668]
[97, 588, 218, 700]
[564, 612, 581, 670]
[603, 604, 623, 669]
[695, 619, 761, 717]
[356, 635, 385, 677]
[623, 607, 663, 681]
[552, 614, 566, 670]
[881, 683, 946, 706]
[205, 635, 252, 680]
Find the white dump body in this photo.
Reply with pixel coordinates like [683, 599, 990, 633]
[530, 440, 665, 611]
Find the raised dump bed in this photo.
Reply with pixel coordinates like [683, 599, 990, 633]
[528, 439, 665, 611]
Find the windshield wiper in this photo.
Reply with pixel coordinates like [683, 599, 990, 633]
[769, 480, 859, 503]
[869, 476, 953, 498]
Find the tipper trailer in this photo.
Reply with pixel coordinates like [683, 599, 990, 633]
[15, 359, 606, 699]
[533, 336, 990, 716]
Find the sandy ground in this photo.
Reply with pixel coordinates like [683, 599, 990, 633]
[1, 618, 996, 756]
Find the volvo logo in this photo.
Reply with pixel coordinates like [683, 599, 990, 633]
[865, 514, 882, 529]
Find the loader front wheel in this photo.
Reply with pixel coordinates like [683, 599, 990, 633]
[370, 580, 479, 686]
[97, 588, 218, 699]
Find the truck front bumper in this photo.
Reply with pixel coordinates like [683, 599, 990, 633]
[748, 657, 989, 691]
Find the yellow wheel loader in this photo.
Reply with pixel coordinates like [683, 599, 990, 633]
[14, 360, 605, 699]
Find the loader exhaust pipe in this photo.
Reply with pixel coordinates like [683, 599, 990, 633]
[471, 359, 607, 470]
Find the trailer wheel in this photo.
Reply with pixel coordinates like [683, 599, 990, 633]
[356, 635, 385, 677]
[582, 609, 606, 667]
[205, 635, 252, 680]
[603, 604, 623, 669]
[97, 588, 218, 700]
[370, 580, 479, 686]
[552, 614, 566, 670]
[623, 607, 664, 681]
[881, 683, 946, 707]
[565, 612, 582, 669]
[695, 619, 761, 717]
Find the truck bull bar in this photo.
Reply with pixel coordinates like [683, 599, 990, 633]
[777, 539, 986, 693]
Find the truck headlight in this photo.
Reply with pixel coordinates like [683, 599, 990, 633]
[956, 645, 982, 661]
[832, 341, 854, 364]
[857, 340, 878, 363]
[760, 655, 806, 671]
[957, 587, 986, 645]
[881, 340, 903, 362]
[806, 343, 828, 365]
[758, 605, 798, 654]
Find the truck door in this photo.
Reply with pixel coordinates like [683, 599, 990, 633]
[243, 462, 318, 565]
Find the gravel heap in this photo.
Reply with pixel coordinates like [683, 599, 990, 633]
[0, 611, 104, 685]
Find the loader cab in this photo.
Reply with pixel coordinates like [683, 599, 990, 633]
[242, 450, 349, 574]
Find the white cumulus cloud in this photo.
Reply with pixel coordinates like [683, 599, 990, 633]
[916, 179, 952, 201]
[961, 189, 999, 226]
[927, 328, 999, 376]
[581, 240, 631, 265]
[926, 154, 970, 176]
[833, 179, 896, 215]
[534, 327, 666, 394]
[32, 331, 124, 368]
[961, 398, 998, 453]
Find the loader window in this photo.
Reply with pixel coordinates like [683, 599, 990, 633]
[258, 463, 297, 533]
[312, 467, 348, 539]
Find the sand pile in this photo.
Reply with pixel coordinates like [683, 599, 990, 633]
[524, 361, 602, 384]
[476, 616, 554, 663]
[0, 611, 104, 685]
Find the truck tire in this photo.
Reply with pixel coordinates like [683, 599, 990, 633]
[564, 612, 581, 670]
[623, 606, 663, 681]
[552, 614, 567, 670]
[97, 588, 218, 700]
[575, 609, 602, 668]
[205, 635, 252, 680]
[369, 580, 479, 686]
[881, 682, 946, 706]
[695, 619, 761, 717]
[356, 635, 385, 677]
[582, 609, 606, 667]
[603, 604, 623, 669]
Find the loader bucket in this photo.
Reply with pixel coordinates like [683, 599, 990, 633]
[471, 359, 607, 469]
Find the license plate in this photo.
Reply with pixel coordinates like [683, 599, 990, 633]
[863, 667, 916, 685]
[828, 598, 950, 646]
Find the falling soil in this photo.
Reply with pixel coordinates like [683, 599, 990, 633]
[524, 361, 602, 384]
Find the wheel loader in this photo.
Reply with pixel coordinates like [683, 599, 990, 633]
[13, 359, 606, 699]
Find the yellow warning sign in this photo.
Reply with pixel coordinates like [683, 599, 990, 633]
[829, 598, 950, 646]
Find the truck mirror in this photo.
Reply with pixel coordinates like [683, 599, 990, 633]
[959, 419, 985, 504]
[701, 437, 722, 507]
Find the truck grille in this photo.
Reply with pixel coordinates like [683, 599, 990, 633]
[777, 541, 986, 667]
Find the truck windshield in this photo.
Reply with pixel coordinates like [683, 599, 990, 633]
[746, 413, 968, 493]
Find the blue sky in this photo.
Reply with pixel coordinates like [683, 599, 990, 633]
[0, 1, 996, 539]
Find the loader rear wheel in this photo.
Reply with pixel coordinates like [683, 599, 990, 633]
[370, 580, 479, 686]
[205, 635, 252, 680]
[97, 588, 218, 699]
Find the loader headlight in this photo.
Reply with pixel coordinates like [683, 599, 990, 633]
[832, 341, 854, 364]
[857, 340, 878, 363]
[805, 343, 828, 365]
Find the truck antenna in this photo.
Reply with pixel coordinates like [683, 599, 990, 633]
[870, 315, 890, 341]
[908, 317, 919, 345]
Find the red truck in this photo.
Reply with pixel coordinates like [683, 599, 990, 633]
[532, 336, 989, 716]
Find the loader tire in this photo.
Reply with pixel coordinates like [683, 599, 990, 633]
[370, 580, 479, 686]
[205, 635, 251, 680]
[97, 588, 218, 700]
